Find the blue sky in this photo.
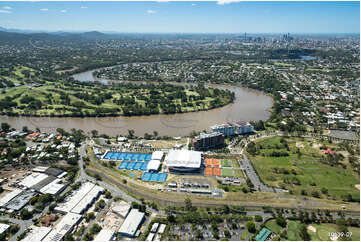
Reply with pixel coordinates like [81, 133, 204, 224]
[0, 1, 359, 33]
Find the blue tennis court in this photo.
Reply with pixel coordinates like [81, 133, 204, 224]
[104, 152, 152, 161]
[118, 162, 149, 171]
[141, 172, 168, 182]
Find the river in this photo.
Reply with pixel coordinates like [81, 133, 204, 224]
[0, 69, 272, 137]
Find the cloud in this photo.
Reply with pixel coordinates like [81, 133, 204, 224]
[146, 10, 156, 14]
[2, 6, 12, 10]
[80, 6, 88, 9]
[192, 3, 197, 6]
[217, 0, 241, 5]
[60, 10, 67, 13]
[40, 8, 48, 11]
[0, 9, 11, 14]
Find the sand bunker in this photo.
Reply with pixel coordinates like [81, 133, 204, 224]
[355, 184, 360, 190]
[307, 225, 317, 233]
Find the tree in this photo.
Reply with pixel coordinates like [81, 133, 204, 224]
[22, 126, 29, 133]
[20, 209, 33, 220]
[255, 215, 263, 222]
[127, 129, 135, 139]
[1, 122, 10, 132]
[185, 198, 192, 211]
[276, 217, 287, 227]
[299, 224, 311, 241]
[246, 221, 256, 233]
[91, 130, 98, 137]
[224, 230, 231, 238]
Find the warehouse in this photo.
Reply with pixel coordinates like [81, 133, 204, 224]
[165, 150, 202, 173]
[0, 223, 10, 235]
[19, 172, 49, 189]
[4, 190, 36, 211]
[55, 182, 103, 214]
[94, 229, 115, 241]
[22, 226, 52, 241]
[39, 179, 66, 195]
[118, 209, 145, 238]
[0, 189, 22, 207]
[43, 212, 82, 241]
[70, 185, 104, 214]
[111, 201, 131, 218]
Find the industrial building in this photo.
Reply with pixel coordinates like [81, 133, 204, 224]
[39, 179, 65, 195]
[111, 201, 131, 218]
[43, 212, 82, 241]
[3, 190, 36, 211]
[210, 121, 254, 136]
[55, 182, 104, 214]
[22, 226, 52, 241]
[165, 150, 202, 173]
[193, 132, 225, 151]
[0, 189, 22, 207]
[94, 229, 115, 241]
[118, 209, 145, 238]
[19, 172, 49, 189]
[0, 223, 10, 235]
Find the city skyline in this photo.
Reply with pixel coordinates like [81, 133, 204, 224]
[0, 1, 359, 34]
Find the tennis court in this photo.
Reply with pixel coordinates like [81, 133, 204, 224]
[118, 162, 148, 171]
[205, 158, 220, 167]
[204, 167, 213, 176]
[221, 159, 232, 167]
[141, 172, 168, 182]
[104, 152, 152, 161]
[204, 167, 221, 176]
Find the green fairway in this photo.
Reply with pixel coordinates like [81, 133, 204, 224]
[221, 168, 234, 177]
[265, 219, 283, 234]
[221, 159, 232, 167]
[308, 223, 340, 241]
[248, 136, 360, 200]
[286, 221, 302, 241]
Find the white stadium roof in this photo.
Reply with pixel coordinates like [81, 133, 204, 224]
[165, 150, 202, 168]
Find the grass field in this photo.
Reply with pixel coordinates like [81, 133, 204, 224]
[221, 159, 232, 167]
[248, 136, 360, 200]
[221, 168, 234, 177]
[286, 221, 302, 241]
[265, 219, 283, 234]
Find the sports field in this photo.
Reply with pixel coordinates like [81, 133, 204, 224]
[221, 168, 234, 177]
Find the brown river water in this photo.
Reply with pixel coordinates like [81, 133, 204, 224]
[0, 69, 272, 136]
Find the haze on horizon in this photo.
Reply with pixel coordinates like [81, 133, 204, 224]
[0, 1, 359, 34]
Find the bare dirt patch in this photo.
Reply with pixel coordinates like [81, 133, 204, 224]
[296, 142, 304, 148]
